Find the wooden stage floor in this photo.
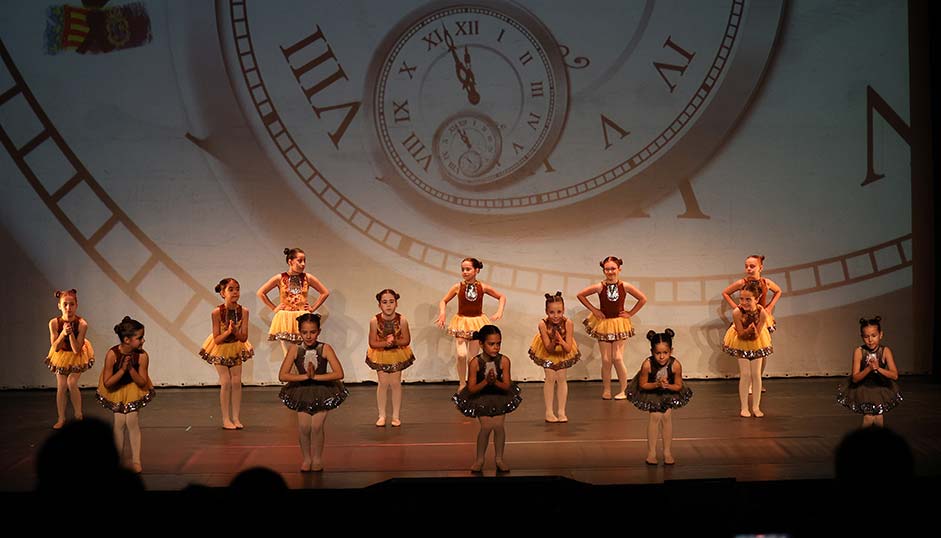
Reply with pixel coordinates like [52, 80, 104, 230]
[2, 377, 940, 492]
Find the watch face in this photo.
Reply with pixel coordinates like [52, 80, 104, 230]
[0, 0, 919, 385]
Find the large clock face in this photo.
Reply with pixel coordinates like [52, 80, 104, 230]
[366, 2, 569, 193]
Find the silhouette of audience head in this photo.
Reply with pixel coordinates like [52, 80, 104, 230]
[229, 466, 288, 494]
[36, 417, 143, 493]
[835, 426, 914, 483]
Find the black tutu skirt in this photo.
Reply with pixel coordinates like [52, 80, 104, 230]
[452, 384, 522, 417]
[837, 376, 902, 415]
[625, 373, 693, 413]
[279, 380, 349, 414]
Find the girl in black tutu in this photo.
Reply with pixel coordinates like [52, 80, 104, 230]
[837, 316, 901, 427]
[626, 329, 692, 465]
[452, 325, 521, 473]
[278, 313, 348, 471]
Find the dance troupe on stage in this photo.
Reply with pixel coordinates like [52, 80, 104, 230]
[43, 250, 902, 473]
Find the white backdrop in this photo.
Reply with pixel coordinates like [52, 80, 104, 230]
[0, 0, 919, 388]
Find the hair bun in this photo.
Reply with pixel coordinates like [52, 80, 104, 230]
[554, 291, 562, 297]
[471, 330, 480, 340]
[664, 328, 675, 338]
[646, 330, 657, 342]
[283, 248, 291, 255]
[874, 315, 882, 322]
[858, 317, 868, 326]
[544, 293, 552, 300]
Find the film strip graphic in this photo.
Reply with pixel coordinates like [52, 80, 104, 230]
[0, 39, 267, 351]
[225, 1, 912, 306]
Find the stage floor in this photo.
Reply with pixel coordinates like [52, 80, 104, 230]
[2, 377, 939, 491]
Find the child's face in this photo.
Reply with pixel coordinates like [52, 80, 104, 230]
[58, 296, 77, 318]
[860, 325, 883, 349]
[299, 321, 320, 347]
[288, 253, 307, 274]
[652, 342, 671, 365]
[739, 291, 757, 311]
[379, 293, 398, 316]
[602, 261, 620, 280]
[461, 261, 479, 281]
[220, 281, 240, 303]
[744, 257, 762, 279]
[482, 333, 502, 357]
[546, 301, 564, 324]
[124, 329, 145, 350]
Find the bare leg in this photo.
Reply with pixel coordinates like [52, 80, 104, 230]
[556, 369, 569, 422]
[67, 373, 83, 420]
[389, 371, 403, 426]
[750, 359, 764, 417]
[646, 412, 661, 464]
[280, 340, 289, 357]
[376, 371, 389, 426]
[873, 415, 884, 427]
[493, 415, 509, 472]
[472, 417, 494, 472]
[230, 364, 243, 428]
[126, 411, 142, 472]
[543, 368, 559, 422]
[297, 412, 312, 471]
[54, 373, 68, 428]
[215, 365, 235, 429]
[599, 341, 613, 399]
[612, 339, 628, 398]
[662, 409, 674, 464]
[310, 411, 328, 471]
[861, 415, 875, 428]
[737, 359, 752, 417]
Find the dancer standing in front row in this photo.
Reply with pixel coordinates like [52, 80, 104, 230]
[578, 256, 647, 400]
[837, 316, 901, 427]
[452, 325, 521, 473]
[627, 329, 692, 465]
[278, 313, 347, 472]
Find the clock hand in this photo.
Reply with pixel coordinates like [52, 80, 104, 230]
[457, 127, 473, 149]
[442, 25, 480, 105]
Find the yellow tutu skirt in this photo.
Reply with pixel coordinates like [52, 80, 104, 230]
[365, 346, 416, 372]
[583, 314, 634, 341]
[96, 371, 155, 414]
[268, 309, 307, 342]
[528, 334, 581, 370]
[446, 314, 491, 339]
[722, 325, 773, 359]
[199, 335, 254, 367]
[45, 340, 95, 374]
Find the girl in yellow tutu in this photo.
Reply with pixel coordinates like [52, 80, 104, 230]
[529, 292, 579, 422]
[198, 278, 253, 430]
[96, 316, 154, 473]
[577, 256, 648, 400]
[257, 247, 329, 352]
[366, 289, 415, 427]
[722, 280, 772, 417]
[45, 289, 94, 429]
[278, 313, 347, 472]
[721, 254, 783, 393]
[435, 257, 506, 391]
